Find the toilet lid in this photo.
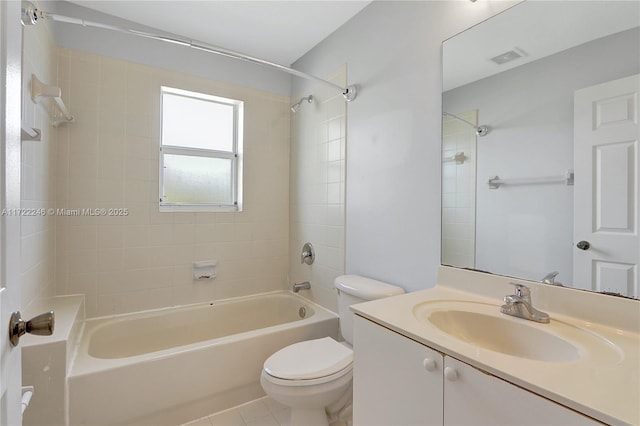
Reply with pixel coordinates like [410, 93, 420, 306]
[264, 337, 353, 380]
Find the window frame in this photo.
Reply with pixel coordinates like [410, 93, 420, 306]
[159, 86, 243, 212]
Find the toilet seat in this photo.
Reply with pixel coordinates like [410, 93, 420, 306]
[263, 337, 353, 386]
[262, 363, 353, 387]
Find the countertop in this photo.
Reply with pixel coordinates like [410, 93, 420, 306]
[351, 269, 640, 425]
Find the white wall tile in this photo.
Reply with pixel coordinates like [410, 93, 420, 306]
[55, 50, 290, 317]
[21, 16, 57, 311]
[288, 67, 347, 312]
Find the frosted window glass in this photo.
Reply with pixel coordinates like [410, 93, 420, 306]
[163, 154, 232, 204]
[162, 93, 234, 151]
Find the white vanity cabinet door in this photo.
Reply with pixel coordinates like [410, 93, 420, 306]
[353, 316, 444, 426]
[443, 356, 602, 425]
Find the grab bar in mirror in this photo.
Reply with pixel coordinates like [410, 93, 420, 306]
[488, 170, 574, 189]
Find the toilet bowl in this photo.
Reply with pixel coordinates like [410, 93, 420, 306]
[261, 337, 353, 426]
[260, 275, 404, 426]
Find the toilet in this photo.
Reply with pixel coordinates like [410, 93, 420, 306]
[260, 275, 405, 426]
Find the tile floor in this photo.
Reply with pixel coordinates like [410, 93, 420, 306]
[182, 396, 350, 426]
[182, 397, 289, 426]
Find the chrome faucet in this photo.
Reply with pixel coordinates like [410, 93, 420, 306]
[500, 283, 550, 323]
[539, 271, 562, 286]
[293, 281, 311, 293]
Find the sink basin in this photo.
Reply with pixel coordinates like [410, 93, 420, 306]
[428, 309, 579, 362]
[413, 300, 622, 363]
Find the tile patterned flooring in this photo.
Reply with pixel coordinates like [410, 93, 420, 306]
[182, 397, 288, 426]
[182, 396, 349, 426]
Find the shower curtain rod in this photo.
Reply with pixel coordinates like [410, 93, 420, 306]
[20, 1, 357, 102]
[442, 111, 489, 137]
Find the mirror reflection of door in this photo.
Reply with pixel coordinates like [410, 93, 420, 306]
[573, 74, 640, 297]
[442, 110, 478, 269]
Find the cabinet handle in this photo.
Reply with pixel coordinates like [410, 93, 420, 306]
[423, 358, 437, 372]
[444, 366, 458, 382]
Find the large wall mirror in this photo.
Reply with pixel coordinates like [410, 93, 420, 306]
[441, 1, 639, 298]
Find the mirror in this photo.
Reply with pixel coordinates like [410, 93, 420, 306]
[441, 1, 639, 297]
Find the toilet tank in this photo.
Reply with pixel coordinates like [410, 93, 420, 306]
[334, 275, 404, 345]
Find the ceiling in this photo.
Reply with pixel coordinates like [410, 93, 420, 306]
[64, 1, 372, 66]
[443, 1, 640, 91]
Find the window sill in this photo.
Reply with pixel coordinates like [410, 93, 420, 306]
[159, 203, 241, 213]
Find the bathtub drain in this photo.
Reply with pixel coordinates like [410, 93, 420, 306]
[298, 307, 307, 318]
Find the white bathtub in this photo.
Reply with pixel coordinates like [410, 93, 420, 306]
[68, 291, 339, 425]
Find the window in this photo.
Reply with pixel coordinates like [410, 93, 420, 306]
[160, 87, 243, 211]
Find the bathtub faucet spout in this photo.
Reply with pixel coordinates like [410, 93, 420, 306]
[293, 281, 311, 293]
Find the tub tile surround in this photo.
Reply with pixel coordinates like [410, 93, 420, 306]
[352, 265, 640, 425]
[21, 0, 57, 313]
[55, 48, 291, 317]
[441, 111, 477, 268]
[289, 66, 347, 313]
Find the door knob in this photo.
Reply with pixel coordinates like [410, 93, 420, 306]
[9, 311, 54, 347]
[576, 240, 591, 250]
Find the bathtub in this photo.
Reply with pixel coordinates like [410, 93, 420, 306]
[68, 291, 339, 425]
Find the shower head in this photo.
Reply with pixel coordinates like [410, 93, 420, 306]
[291, 95, 313, 113]
[475, 125, 489, 137]
[442, 112, 490, 137]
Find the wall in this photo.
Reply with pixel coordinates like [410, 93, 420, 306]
[289, 66, 346, 312]
[292, 1, 518, 292]
[25, 0, 520, 313]
[443, 28, 640, 286]
[21, 8, 57, 311]
[55, 48, 291, 317]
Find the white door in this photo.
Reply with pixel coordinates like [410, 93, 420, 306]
[574, 74, 640, 297]
[0, 1, 24, 424]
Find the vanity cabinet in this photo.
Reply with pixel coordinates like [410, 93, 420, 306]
[353, 314, 444, 425]
[353, 316, 602, 426]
